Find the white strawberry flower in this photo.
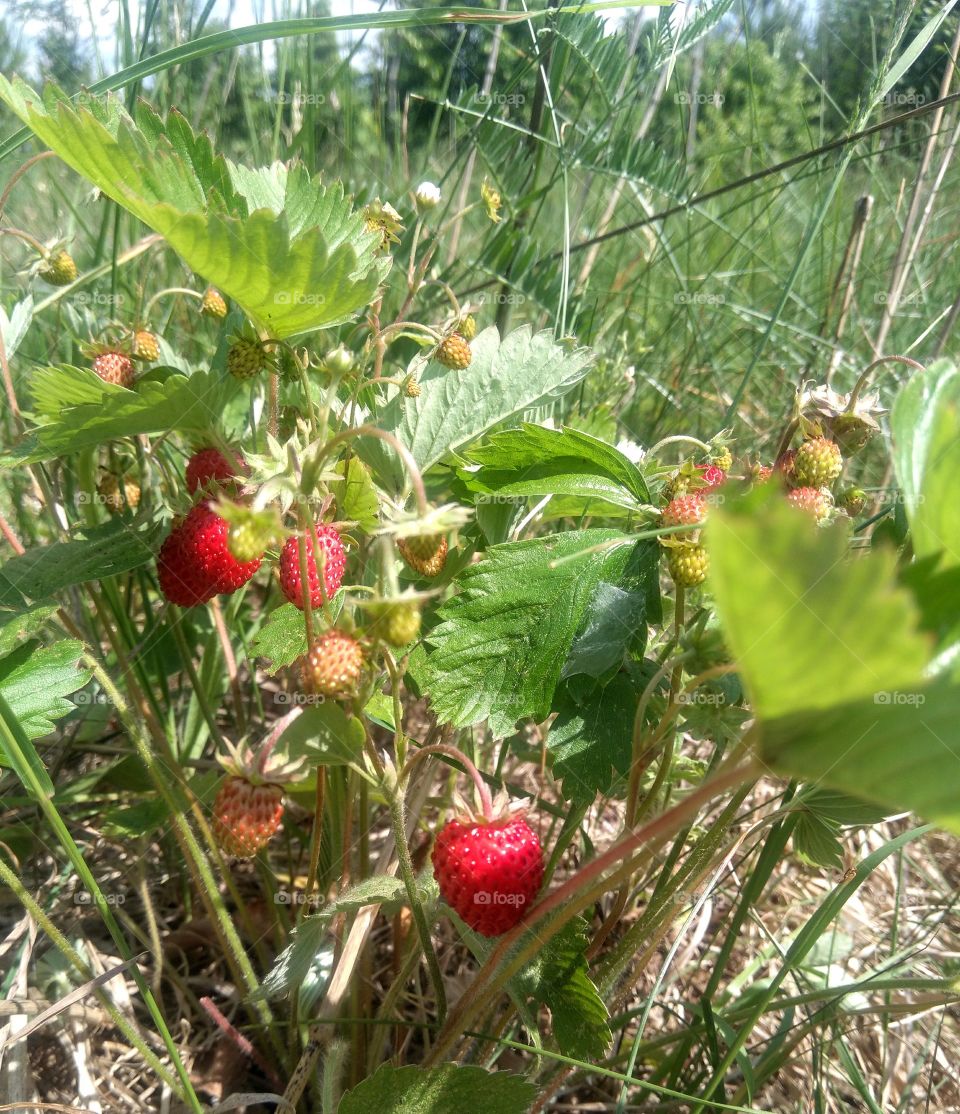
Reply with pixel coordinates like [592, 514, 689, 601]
[415, 181, 441, 209]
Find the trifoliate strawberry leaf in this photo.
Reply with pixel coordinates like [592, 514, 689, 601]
[339, 1064, 536, 1114]
[0, 519, 164, 608]
[0, 639, 90, 739]
[422, 530, 638, 736]
[891, 359, 960, 569]
[0, 79, 388, 338]
[548, 676, 635, 804]
[706, 488, 929, 719]
[370, 327, 593, 482]
[460, 423, 650, 510]
[6, 366, 241, 465]
[792, 811, 844, 869]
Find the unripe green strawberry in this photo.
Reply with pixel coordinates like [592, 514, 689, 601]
[667, 544, 709, 587]
[786, 486, 833, 522]
[397, 534, 448, 578]
[228, 521, 265, 563]
[458, 314, 477, 341]
[370, 600, 422, 647]
[435, 334, 472, 370]
[301, 630, 365, 698]
[838, 486, 867, 516]
[793, 437, 842, 488]
[710, 446, 733, 472]
[92, 350, 136, 388]
[212, 776, 284, 858]
[227, 336, 270, 380]
[200, 287, 227, 319]
[39, 249, 77, 286]
[133, 329, 160, 361]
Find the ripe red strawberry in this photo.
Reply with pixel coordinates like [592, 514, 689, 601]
[300, 629, 365, 698]
[279, 524, 346, 610]
[435, 334, 472, 369]
[92, 350, 135, 388]
[212, 776, 284, 858]
[701, 464, 726, 488]
[786, 486, 833, 523]
[397, 534, 448, 578]
[432, 814, 544, 937]
[157, 527, 214, 607]
[185, 447, 244, 494]
[157, 503, 261, 606]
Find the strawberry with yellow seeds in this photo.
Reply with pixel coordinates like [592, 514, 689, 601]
[212, 776, 284, 859]
[133, 329, 160, 361]
[792, 437, 843, 488]
[369, 599, 422, 647]
[397, 534, 448, 578]
[301, 629, 365, 698]
[98, 474, 140, 513]
[200, 287, 227, 319]
[92, 349, 136, 388]
[39, 249, 77, 286]
[786, 486, 833, 523]
[227, 335, 275, 380]
[661, 494, 707, 532]
[435, 334, 472, 370]
[667, 544, 709, 587]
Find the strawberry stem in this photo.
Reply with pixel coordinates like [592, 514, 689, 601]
[400, 743, 495, 821]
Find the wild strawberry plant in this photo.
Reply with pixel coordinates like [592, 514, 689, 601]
[0, 76, 959, 1113]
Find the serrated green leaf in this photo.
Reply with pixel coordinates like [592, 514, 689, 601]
[797, 788, 888, 826]
[271, 702, 369, 778]
[260, 873, 425, 1001]
[761, 683, 960, 836]
[332, 456, 380, 533]
[0, 80, 389, 338]
[249, 594, 343, 673]
[562, 580, 649, 680]
[101, 797, 168, 837]
[339, 1063, 536, 1114]
[423, 530, 637, 735]
[7, 366, 241, 465]
[706, 489, 929, 719]
[0, 639, 90, 740]
[462, 423, 650, 510]
[0, 605, 59, 656]
[514, 916, 611, 1060]
[792, 811, 844, 869]
[372, 327, 593, 480]
[548, 676, 635, 804]
[0, 519, 164, 608]
[891, 359, 960, 569]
